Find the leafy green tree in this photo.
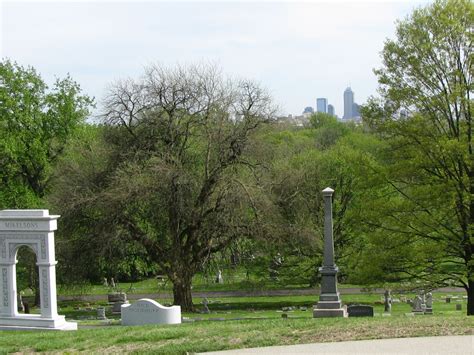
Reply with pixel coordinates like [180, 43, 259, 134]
[48, 124, 157, 286]
[0, 59, 93, 208]
[247, 118, 380, 287]
[362, 0, 474, 314]
[0, 59, 92, 304]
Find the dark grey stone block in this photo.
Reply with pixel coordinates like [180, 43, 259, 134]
[347, 305, 374, 317]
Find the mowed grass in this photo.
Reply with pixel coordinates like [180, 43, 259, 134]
[56, 292, 469, 320]
[0, 314, 472, 354]
[55, 268, 369, 296]
[2, 293, 473, 354]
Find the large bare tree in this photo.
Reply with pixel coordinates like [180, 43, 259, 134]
[94, 64, 275, 310]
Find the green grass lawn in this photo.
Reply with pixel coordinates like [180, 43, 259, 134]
[2, 292, 472, 354]
[0, 313, 472, 354]
[56, 271, 317, 296]
[55, 292, 469, 320]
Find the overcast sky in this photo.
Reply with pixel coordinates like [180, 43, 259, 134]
[1, 0, 430, 117]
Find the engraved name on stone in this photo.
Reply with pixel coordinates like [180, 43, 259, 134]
[1, 222, 39, 229]
[128, 303, 161, 313]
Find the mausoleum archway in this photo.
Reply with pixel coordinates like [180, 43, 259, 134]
[15, 244, 40, 311]
[0, 210, 76, 330]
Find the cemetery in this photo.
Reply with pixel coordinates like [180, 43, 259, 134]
[0, 0, 473, 353]
[0, 189, 471, 352]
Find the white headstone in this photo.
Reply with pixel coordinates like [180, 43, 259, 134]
[121, 299, 181, 326]
[412, 295, 424, 313]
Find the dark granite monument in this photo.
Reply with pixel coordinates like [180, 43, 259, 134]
[348, 305, 374, 317]
[313, 187, 347, 318]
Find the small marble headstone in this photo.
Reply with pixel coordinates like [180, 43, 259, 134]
[17, 294, 25, 313]
[216, 270, 223, 284]
[412, 295, 424, 313]
[202, 298, 210, 314]
[97, 307, 107, 320]
[420, 291, 426, 311]
[424, 292, 433, 314]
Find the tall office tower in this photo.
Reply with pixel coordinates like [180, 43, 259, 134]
[327, 104, 335, 116]
[343, 87, 354, 119]
[303, 106, 314, 114]
[316, 98, 328, 113]
[352, 103, 360, 118]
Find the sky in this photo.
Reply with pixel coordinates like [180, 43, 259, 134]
[1, 0, 431, 117]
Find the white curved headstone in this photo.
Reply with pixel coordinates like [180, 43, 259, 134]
[121, 298, 181, 326]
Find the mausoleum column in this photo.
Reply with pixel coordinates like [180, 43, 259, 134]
[0, 261, 18, 317]
[37, 261, 59, 318]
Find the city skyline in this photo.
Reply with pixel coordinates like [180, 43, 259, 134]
[1, 0, 431, 117]
[303, 87, 359, 120]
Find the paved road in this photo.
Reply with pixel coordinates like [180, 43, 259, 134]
[201, 335, 474, 355]
[58, 287, 465, 302]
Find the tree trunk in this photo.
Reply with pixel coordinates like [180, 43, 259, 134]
[172, 275, 194, 312]
[468, 280, 474, 316]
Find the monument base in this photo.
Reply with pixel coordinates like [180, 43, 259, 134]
[313, 308, 347, 318]
[0, 314, 77, 331]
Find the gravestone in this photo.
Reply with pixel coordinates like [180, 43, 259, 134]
[456, 304, 462, 311]
[121, 298, 181, 326]
[412, 295, 424, 313]
[17, 294, 24, 313]
[420, 291, 426, 311]
[384, 290, 392, 313]
[0, 209, 77, 330]
[97, 307, 107, 320]
[424, 292, 433, 314]
[108, 292, 129, 314]
[202, 298, 210, 314]
[215, 270, 223, 284]
[313, 188, 347, 318]
[347, 305, 374, 317]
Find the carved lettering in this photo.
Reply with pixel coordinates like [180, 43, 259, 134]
[2, 268, 8, 307]
[3, 222, 39, 229]
[0, 237, 5, 259]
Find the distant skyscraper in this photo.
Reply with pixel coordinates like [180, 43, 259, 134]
[327, 104, 335, 117]
[343, 87, 354, 120]
[352, 103, 360, 118]
[316, 98, 328, 113]
[303, 106, 314, 114]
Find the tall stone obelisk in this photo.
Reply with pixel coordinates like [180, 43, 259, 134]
[313, 187, 347, 318]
